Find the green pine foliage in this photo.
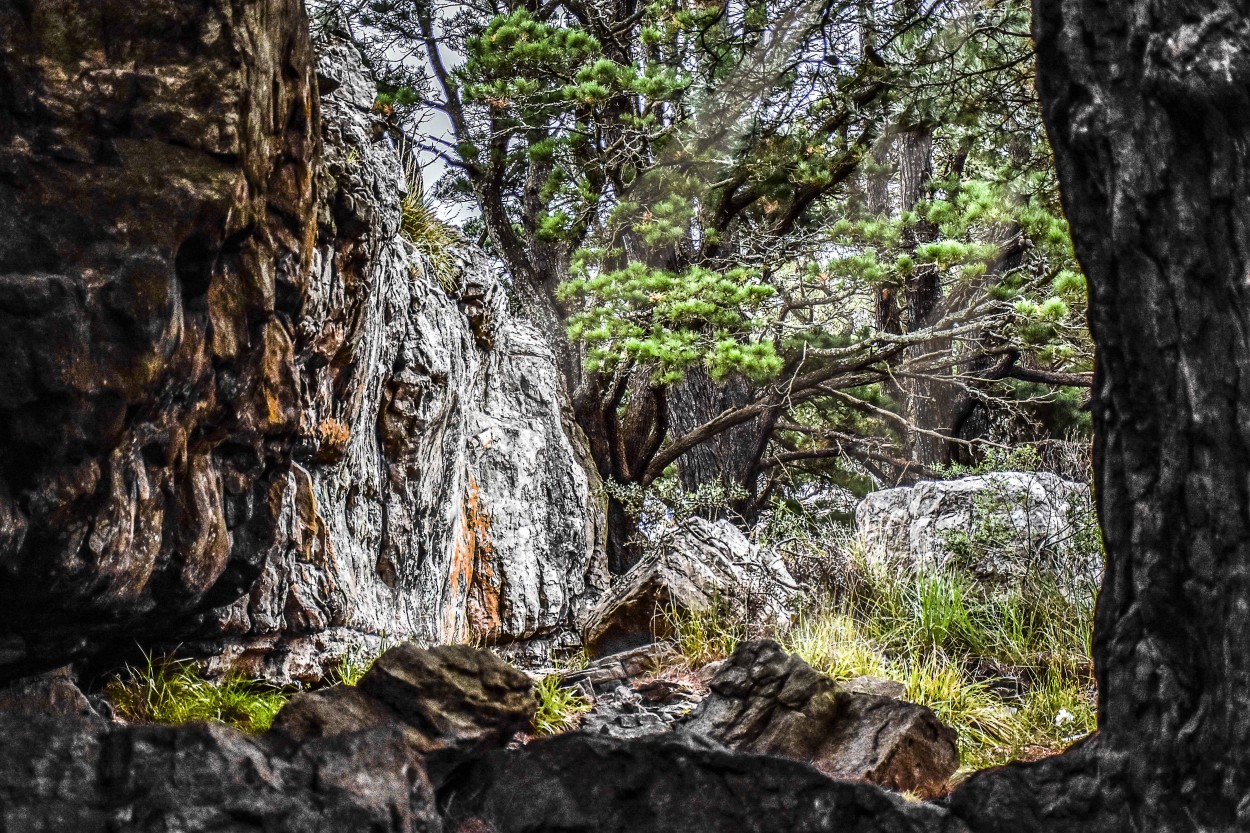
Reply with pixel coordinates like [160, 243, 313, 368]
[352, 0, 1096, 523]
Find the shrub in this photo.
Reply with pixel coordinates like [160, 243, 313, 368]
[105, 654, 288, 735]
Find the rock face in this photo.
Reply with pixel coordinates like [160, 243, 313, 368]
[272, 643, 535, 783]
[683, 641, 959, 799]
[194, 32, 608, 681]
[0, 3, 606, 681]
[0, 0, 319, 679]
[581, 518, 796, 657]
[855, 473, 1101, 588]
[0, 716, 441, 832]
[440, 732, 961, 833]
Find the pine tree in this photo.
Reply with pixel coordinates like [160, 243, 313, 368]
[336, 0, 1093, 566]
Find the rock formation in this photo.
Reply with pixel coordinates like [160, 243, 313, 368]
[0, 3, 606, 683]
[683, 640, 958, 799]
[855, 473, 1100, 590]
[196, 30, 608, 681]
[581, 518, 796, 657]
[0, 0, 320, 680]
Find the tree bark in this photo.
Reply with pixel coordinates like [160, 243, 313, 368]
[668, 369, 767, 522]
[898, 126, 951, 468]
[946, 1, 1250, 828]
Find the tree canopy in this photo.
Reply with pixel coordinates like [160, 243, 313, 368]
[327, 0, 1094, 566]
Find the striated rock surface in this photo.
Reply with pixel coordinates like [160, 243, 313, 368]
[581, 518, 796, 657]
[683, 640, 959, 799]
[196, 33, 608, 681]
[0, 716, 441, 832]
[855, 473, 1101, 589]
[0, 0, 320, 679]
[0, 2, 606, 682]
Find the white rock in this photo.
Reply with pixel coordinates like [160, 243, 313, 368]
[854, 472, 1102, 590]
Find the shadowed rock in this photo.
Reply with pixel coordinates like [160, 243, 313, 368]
[271, 644, 535, 783]
[0, 0, 318, 680]
[683, 640, 958, 798]
[0, 716, 441, 832]
[439, 732, 962, 833]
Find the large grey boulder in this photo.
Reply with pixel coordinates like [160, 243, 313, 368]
[193, 34, 609, 681]
[682, 640, 959, 799]
[580, 518, 797, 657]
[855, 473, 1101, 589]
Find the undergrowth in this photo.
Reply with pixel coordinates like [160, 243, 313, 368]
[532, 672, 592, 735]
[785, 555, 1097, 771]
[398, 144, 459, 294]
[105, 654, 289, 735]
[662, 546, 1097, 773]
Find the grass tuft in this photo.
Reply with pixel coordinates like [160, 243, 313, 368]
[659, 596, 748, 668]
[532, 673, 591, 735]
[398, 146, 460, 293]
[105, 654, 288, 735]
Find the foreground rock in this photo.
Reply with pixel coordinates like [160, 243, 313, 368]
[855, 473, 1101, 590]
[580, 518, 796, 656]
[0, 717, 440, 832]
[272, 644, 534, 782]
[440, 732, 959, 833]
[0, 668, 105, 722]
[683, 640, 958, 798]
[0, 3, 607, 683]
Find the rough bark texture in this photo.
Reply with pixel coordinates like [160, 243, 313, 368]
[968, 0, 1250, 825]
[948, 2, 1250, 828]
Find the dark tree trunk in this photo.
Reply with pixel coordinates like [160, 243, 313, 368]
[898, 127, 950, 468]
[946, 2, 1250, 828]
[668, 369, 767, 523]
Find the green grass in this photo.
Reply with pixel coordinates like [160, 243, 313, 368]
[532, 673, 591, 735]
[105, 654, 289, 735]
[398, 148, 459, 294]
[659, 596, 749, 667]
[776, 554, 1098, 772]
